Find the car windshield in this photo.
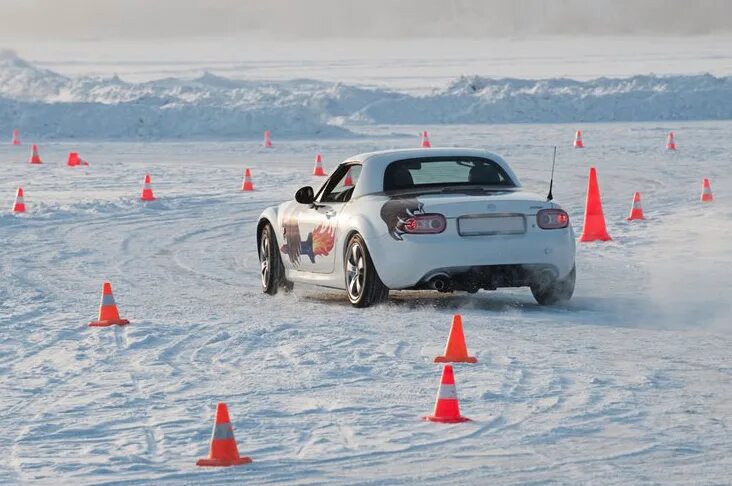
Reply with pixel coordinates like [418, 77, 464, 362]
[383, 156, 515, 192]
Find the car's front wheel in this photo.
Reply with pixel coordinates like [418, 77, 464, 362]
[530, 265, 576, 305]
[259, 222, 291, 295]
[345, 234, 389, 307]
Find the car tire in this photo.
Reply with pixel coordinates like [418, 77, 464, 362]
[345, 234, 389, 307]
[259, 222, 292, 295]
[531, 265, 576, 305]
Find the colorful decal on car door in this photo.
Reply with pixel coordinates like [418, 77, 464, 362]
[281, 219, 335, 265]
[380, 198, 425, 240]
[311, 224, 336, 257]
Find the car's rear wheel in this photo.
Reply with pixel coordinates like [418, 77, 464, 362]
[530, 265, 576, 305]
[345, 234, 389, 307]
[259, 222, 292, 295]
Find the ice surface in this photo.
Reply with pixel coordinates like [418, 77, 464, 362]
[1, 122, 731, 484]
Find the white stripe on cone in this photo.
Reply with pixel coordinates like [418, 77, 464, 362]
[437, 383, 457, 399]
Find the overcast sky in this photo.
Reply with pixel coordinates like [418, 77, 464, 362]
[0, 0, 730, 41]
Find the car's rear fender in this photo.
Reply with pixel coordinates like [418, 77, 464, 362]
[336, 212, 383, 281]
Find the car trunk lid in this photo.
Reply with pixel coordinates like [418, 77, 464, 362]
[415, 190, 552, 217]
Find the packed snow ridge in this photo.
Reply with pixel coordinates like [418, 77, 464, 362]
[1, 50, 731, 140]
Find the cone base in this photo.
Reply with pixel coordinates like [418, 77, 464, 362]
[579, 233, 612, 242]
[313, 170, 325, 176]
[242, 185, 254, 191]
[89, 318, 130, 327]
[626, 216, 645, 221]
[29, 161, 42, 164]
[196, 456, 252, 467]
[434, 356, 478, 364]
[141, 197, 156, 201]
[701, 197, 713, 202]
[422, 415, 471, 423]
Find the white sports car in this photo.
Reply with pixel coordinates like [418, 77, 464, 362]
[257, 148, 576, 307]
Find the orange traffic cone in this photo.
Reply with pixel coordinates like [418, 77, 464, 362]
[67, 152, 81, 167]
[313, 154, 326, 176]
[701, 178, 713, 202]
[263, 130, 273, 148]
[666, 131, 676, 151]
[29, 144, 42, 164]
[423, 365, 470, 423]
[11, 128, 20, 145]
[420, 130, 431, 148]
[344, 168, 353, 187]
[579, 167, 611, 242]
[573, 130, 584, 148]
[626, 192, 645, 220]
[141, 174, 156, 201]
[88, 282, 130, 327]
[434, 314, 477, 363]
[196, 403, 253, 467]
[242, 168, 254, 191]
[12, 187, 26, 213]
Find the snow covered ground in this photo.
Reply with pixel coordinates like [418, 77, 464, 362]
[1, 122, 731, 484]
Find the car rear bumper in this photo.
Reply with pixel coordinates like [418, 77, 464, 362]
[367, 222, 576, 289]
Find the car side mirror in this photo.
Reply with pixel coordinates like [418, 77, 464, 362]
[295, 186, 315, 205]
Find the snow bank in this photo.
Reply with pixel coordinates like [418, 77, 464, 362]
[0, 50, 350, 140]
[1, 51, 731, 140]
[357, 74, 732, 124]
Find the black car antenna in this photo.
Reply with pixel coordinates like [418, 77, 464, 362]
[547, 145, 557, 201]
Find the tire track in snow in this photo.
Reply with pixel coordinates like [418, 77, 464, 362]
[114, 324, 163, 466]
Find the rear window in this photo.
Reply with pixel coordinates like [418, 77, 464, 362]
[383, 157, 515, 192]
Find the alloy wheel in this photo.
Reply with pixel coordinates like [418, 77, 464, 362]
[260, 231, 271, 288]
[346, 241, 365, 301]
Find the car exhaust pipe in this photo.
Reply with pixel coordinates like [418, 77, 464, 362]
[429, 274, 452, 292]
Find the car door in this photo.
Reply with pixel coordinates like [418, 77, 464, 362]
[281, 164, 362, 274]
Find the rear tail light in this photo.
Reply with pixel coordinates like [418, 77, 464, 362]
[400, 213, 446, 234]
[537, 209, 569, 229]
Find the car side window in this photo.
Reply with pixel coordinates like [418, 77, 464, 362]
[320, 165, 362, 203]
